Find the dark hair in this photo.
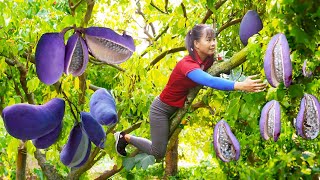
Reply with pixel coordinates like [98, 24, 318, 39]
[185, 24, 216, 60]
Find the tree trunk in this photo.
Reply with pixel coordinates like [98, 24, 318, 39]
[164, 138, 179, 179]
[16, 141, 27, 180]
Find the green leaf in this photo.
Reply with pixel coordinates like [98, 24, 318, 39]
[26, 77, 40, 93]
[134, 153, 155, 170]
[123, 157, 135, 171]
[288, 84, 304, 98]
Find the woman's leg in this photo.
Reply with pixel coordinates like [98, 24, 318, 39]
[115, 96, 177, 159]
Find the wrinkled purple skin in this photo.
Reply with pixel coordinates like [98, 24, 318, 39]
[259, 100, 281, 142]
[89, 88, 118, 126]
[64, 32, 89, 77]
[80, 112, 106, 149]
[60, 124, 91, 167]
[264, 33, 292, 88]
[239, 10, 263, 46]
[32, 122, 63, 149]
[84, 27, 135, 64]
[302, 60, 312, 77]
[213, 120, 240, 162]
[296, 94, 320, 139]
[2, 98, 65, 140]
[35, 33, 65, 85]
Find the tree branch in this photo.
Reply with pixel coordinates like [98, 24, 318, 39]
[147, 46, 186, 70]
[34, 149, 65, 180]
[217, 18, 242, 35]
[89, 57, 126, 72]
[136, 1, 156, 36]
[4, 58, 35, 104]
[150, 1, 168, 14]
[201, 0, 227, 24]
[82, 0, 95, 27]
[181, 3, 187, 19]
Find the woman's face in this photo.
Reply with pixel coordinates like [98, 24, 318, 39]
[194, 28, 216, 58]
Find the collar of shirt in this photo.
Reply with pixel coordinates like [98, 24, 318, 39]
[193, 51, 213, 65]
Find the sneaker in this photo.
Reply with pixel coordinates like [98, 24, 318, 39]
[114, 132, 128, 157]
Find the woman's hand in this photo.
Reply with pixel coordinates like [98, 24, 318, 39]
[234, 75, 267, 92]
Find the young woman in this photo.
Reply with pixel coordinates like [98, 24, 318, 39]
[115, 24, 266, 158]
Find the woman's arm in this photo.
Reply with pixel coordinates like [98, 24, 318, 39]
[187, 69, 235, 90]
[187, 69, 266, 92]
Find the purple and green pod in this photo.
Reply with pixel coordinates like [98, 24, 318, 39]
[35, 33, 65, 85]
[302, 60, 312, 77]
[60, 124, 91, 167]
[296, 94, 320, 139]
[80, 112, 106, 149]
[84, 27, 135, 64]
[259, 100, 281, 142]
[264, 33, 292, 88]
[213, 120, 240, 162]
[64, 32, 89, 77]
[2, 98, 65, 140]
[32, 122, 63, 149]
[89, 88, 118, 126]
[239, 10, 263, 46]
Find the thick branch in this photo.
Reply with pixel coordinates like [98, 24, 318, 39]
[16, 142, 27, 180]
[4, 58, 35, 104]
[148, 46, 186, 69]
[217, 18, 242, 35]
[82, 0, 95, 27]
[201, 0, 227, 24]
[181, 3, 187, 19]
[34, 149, 65, 180]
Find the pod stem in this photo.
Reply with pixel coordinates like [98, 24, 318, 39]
[60, 26, 74, 36]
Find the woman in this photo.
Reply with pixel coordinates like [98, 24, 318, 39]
[115, 24, 266, 158]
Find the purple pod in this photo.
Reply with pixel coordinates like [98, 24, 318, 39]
[32, 122, 63, 149]
[84, 27, 135, 64]
[259, 100, 281, 142]
[2, 98, 65, 140]
[64, 32, 89, 77]
[35, 33, 65, 85]
[302, 60, 312, 77]
[296, 94, 320, 139]
[264, 33, 292, 88]
[239, 10, 263, 46]
[80, 112, 106, 148]
[60, 124, 91, 167]
[89, 88, 118, 126]
[213, 120, 240, 162]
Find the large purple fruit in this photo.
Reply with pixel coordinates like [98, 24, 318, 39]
[296, 94, 320, 139]
[80, 112, 106, 148]
[35, 33, 65, 85]
[213, 120, 240, 162]
[32, 122, 63, 149]
[2, 98, 65, 140]
[264, 33, 292, 88]
[64, 32, 89, 77]
[259, 100, 281, 142]
[89, 88, 118, 126]
[60, 124, 91, 167]
[239, 10, 263, 46]
[84, 27, 135, 64]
